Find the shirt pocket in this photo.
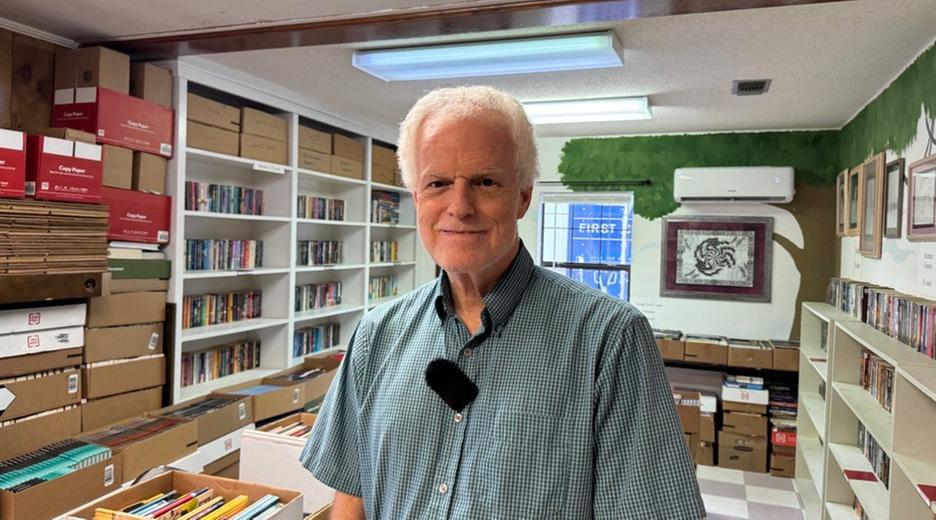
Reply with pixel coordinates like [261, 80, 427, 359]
[476, 411, 570, 519]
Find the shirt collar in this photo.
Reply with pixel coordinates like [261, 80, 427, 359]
[433, 240, 535, 328]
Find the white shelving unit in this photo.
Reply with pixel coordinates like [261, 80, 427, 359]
[798, 302, 936, 519]
[164, 63, 429, 404]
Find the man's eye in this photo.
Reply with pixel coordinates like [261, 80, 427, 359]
[427, 180, 446, 189]
[480, 178, 498, 187]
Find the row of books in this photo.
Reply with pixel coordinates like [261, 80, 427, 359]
[297, 195, 345, 221]
[0, 439, 111, 492]
[371, 240, 399, 263]
[181, 290, 263, 329]
[828, 278, 936, 359]
[181, 339, 262, 388]
[859, 351, 894, 412]
[858, 422, 890, 489]
[94, 487, 284, 519]
[266, 420, 313, 439]
[295, 281, 342, 312]
[297, 240, 343, 266]
[294, 323, 341, 358]
[184, 181, 264, 216]
[369, 275, 398, 300]
[161, 395, 241, 420]
[185, 239, 263, 271]
[83, 416, 187, 451]
[371, 190, 401, 224]
[724, 374, 764, 390]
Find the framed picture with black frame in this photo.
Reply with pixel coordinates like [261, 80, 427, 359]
[908, 153, 936, 241]
[858, 152, 885, 259]
[884, 158, 905, 238]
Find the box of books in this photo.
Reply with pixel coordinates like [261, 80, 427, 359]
[769, 339, 800, 371]
[682, 334, 728, 365]
[84, 322, 163, 363]
[25, 135, 103, 203]
[81, 386, 163, 432]
[0, 302, 86, 336]
[727, 338, 773, 369]
[0, 348, 83, 379]
[653, 329, 684, 361]
[203, 450, 240, 478]
[0, 128, 27, 198]
[0, 441, 121, 520]
[218, 380, 306, 423]
[671, 390, 700, 434]
[723, 411, 767, 437]
[0, 405, 81, 461]
[263, 353, 342, 404]
[156, 394, 253, 445]
[0, 326, 84, 360]
[718, 430, 767, 473]
[66, 470, 302, 520]
[0, 368, 80, 421]
[306, 502, 332, 520]
[87, 290, 167, 328]
[82, 354, 165, 399]
[722, 375, 770, 412]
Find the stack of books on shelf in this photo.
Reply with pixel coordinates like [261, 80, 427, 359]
[182, 290, 263, 329]
[294, 323, 341, 357]
[185, 238, 264, 271]
[767, 381, 797, 477]
[298, 195, 345, 221]
[857, 422, 890, 488]
[0, 440, 112, 492]
[297, 240, 343, 266]
[369, 275, 398, 301]
[185, 181, 264, 215]
[181, 338, 262, 387]
[296, 281, 342, 312]
[371, 190, 400, 223]
[859, 350, 895, 411]
[371, 240, 399, 263]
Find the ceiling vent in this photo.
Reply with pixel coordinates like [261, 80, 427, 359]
[732, 79, 771, 96]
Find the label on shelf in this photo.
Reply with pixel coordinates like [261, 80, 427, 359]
[253, 162, 287, 175]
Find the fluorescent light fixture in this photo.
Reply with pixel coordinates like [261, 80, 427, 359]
[352, 31, 622, 81]
[523, 96, 651, 125]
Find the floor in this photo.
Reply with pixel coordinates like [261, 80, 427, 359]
[696, 465, 805, 520]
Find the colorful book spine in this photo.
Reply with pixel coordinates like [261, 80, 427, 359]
[370, 240, 399, 262]
[297, 195, 345, 221]
[181, 290, 263, 329]
[368, 275, 398, 300]
[297, 240, 343, 266]
[185, 239, 263, 271]
[181, 339, 262, 387]
[295, 281, 342, 312]
[293, 323, 340, 357]
[184, 181, 264, 216]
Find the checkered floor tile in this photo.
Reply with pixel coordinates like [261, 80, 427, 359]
[696, 465, 804, 519]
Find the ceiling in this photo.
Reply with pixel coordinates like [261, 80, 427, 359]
[1, 0, 934, 139]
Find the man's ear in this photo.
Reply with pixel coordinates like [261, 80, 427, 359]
[516, 184, 533, 219]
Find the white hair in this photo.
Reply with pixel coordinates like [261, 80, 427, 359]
[397, 86, 539, 190]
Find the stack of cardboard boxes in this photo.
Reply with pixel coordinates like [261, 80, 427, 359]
[673, 389, 716, 466]
[655, 330, 801, 372]
[371, 142, 402, 186]
[186, 93, 241, 156]
[297, 124, 366, 181]
[240, 107, 288, 164]
[719, 375, 770, 473]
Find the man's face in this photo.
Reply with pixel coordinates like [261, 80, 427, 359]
[412, 111, 532, 276]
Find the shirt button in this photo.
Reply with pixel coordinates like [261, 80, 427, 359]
[463, 348, 473, 358]
[438, 483, 448, 494]
[454, 413, 463, 423]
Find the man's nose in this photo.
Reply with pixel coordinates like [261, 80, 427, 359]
[446, 179, 475, 219]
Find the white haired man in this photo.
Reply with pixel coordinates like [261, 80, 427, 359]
[300, 86, 704, 519]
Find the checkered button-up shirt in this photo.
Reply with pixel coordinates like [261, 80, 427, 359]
[300, 244, 705, 519]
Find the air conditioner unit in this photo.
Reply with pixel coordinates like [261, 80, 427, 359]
[673, 166, 795, 203]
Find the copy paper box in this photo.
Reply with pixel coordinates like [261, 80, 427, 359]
[54, 46, 129, 93]
[0, 326, 84, 360]
[88, 290, 166, 328]
[81, 386, 163, 432]
[187, 93, 240, 132]
[330, 155, 363, 180]
[241, 107, 288, 142]
[0, 128, 26, 198]
[0, 348, 83, 379]
[132, 152, 166, 193]
[333, 134, 363, 162]
[727, 341, 773, 369]
[66, 470, 303, 520]
[219, 379, 306, 422]
[101, 144, 132, 189]
[683, 336, 728, 365]
[240, 133, 288, 164]
[84, 322, 163, 363]
[0, 405, 81, 461]
[157, 394, 253, 445]
[672, 390, 700, 434]
[300, 126, 331, 153]
[25, 135, 103, 203]
[101, 186, 171, 243]
[722, 411, 768, 437]
[0, 368, 80, 421]
[0, 302, 86, 335]
[372, 162, 395, 185]
[129, 63, 171, 109]
[82, 354, 165, 399]
[52, 87, 174, 157]
[0, 452, 120, 520]
[263, 354, 341, 402]
[298, 148, 331, 172]
[771, 428, 797, 448]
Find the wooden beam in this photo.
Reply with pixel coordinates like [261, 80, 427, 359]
[97, 0, 851, 60]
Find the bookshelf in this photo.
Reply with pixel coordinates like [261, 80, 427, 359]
[164, 64, 428, 404]
[797, 302, 936, 519]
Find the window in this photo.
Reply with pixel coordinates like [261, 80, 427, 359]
[538, 193, 634, 300]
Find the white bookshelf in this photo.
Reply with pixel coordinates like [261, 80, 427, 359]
[797, 302, 936, 519]
[164, 67, 429, 404]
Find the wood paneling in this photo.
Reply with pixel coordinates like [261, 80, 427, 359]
[0, 29, 12, 129]
[11, 34, 56, 135]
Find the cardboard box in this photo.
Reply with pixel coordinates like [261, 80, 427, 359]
[240, 133, 288, 165]
[695, 441, 714, 466]
[101, 272, 169, 295]
[298, 148, 331, 172]
[129, 63, 171, 109]
[683, 337, 728, 365]
[371, 143, 396, 168]
[307, 503, 332, 520]
[84, 322, 162, 363]
[156, 394, 253, 445]
[203, 449, 240, 477]
[187, 120, 239, 156]
[187, 93, 240, 132]
[722, 385, 770, 406]
[107, 258, 171, 279]
[773, 345, 799, 371]
[722, 411, 767, 437]
[330, 155, 363, 180]
[81, 386, 163, 432]
[66, 470, 303, 520]
[241, 107, 287, 142]
[219, 379, 306, 422]
[52, 87, 174, 157]
[87, 290, 166, 328]
[723, 400, 768, 415]
[0, 129, 27, 198]
[333, 134, 363, 162]
[770, 452, 795, 478]
[300, 126, 331, 153]
[132, 152, 167, 193]
[0, 405, 81, 461]
[372, 162, 395, 185]
[672, 390, 700, 434]
[263, 354, 341, 403]
[0, 302, 85, 335]
[25, 135, 103, 203]
[656, 338, 684, 361]
[699, 412, 716, 443]
[0, 348, 83, 379]
[78, 416, 198, 484]
[101, 144, 132, 189]
[101, 186, 171, 244]
[0, 326, 84, 360]
[718, 430, 768, 473]
[82, 354, 165, 399]
[727, 341, 773, 369]
[0, 368, 80, 421]
[0, 452, 121, 520]
[43, 127, 96, 144]
[54, 46, 129, 93]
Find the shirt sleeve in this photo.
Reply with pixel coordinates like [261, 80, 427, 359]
[592, 314, 706, 520]
[299, 319, 370, 497]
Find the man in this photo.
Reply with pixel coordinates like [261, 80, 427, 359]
[301, 86, 704, 519]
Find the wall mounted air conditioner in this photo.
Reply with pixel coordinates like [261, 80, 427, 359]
[673, 166, 795, 203]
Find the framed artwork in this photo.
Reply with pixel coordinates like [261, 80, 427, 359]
[835, 170, 848, 237]
[660, 216, 773, 302]
[846, 166, 862, 236]
[884, 158, 905, 238]
[908, 154, 936, 241]
[858, 153, 885, 258]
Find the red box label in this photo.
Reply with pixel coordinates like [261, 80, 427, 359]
[0, 129, 27, 198]
[771, 430, 796, 447]
[101, 186, 171, 244]
[52, 88, 174, 158]
[26, 135, 103, 203]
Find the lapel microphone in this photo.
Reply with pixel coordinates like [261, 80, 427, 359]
[425, 358, 478, 412]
